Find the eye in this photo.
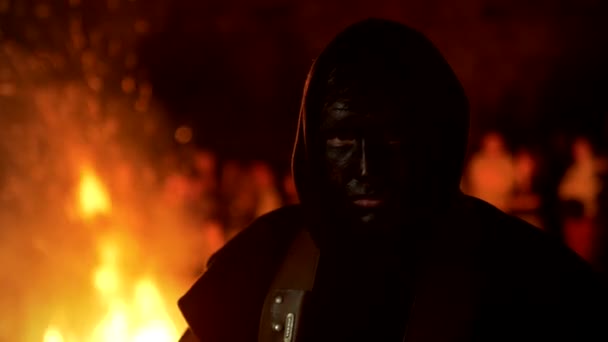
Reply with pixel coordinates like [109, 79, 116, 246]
[326, 137, 356, 147]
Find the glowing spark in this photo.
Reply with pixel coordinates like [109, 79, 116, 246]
[174, 126, 193, 144]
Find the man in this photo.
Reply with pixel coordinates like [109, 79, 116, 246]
[177, 19, 608, 342]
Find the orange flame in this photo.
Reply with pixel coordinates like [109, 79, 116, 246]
[78, 167, 111, 219]
[42, 169, 182, 342]
[43, 328, 64, 342]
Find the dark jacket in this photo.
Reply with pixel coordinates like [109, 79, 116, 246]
[178, 19, 608, 342]
[178, 200, 608, 342]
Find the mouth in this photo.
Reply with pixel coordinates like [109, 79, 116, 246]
[352, 196, 385, 208]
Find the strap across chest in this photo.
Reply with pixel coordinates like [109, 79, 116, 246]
[257, 228, 319, 342]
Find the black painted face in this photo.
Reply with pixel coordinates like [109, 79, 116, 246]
[319, 99, 405, 229]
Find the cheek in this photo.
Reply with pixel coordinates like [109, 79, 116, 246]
[324, 147, 357, 185]
[389, 153, 405, 176]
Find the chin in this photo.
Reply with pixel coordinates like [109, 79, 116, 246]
[359, 212, 377, 224]
[355, 210, 401, 233]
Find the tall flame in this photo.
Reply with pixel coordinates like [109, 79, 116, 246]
[42, 169, 181, 342]
[78, 168, 112, 219]
[0, 28, 205, 341]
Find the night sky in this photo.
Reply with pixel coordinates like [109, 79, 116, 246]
[3, 0, 608, 171]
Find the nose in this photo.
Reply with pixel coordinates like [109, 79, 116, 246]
[360, 138, 368, 177]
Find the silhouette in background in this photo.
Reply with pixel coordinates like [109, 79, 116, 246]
[509, 148, 542, 228]
[462, 132, 515, 211]
[558, 138, 608, 263]
[559, 137, 602, 218]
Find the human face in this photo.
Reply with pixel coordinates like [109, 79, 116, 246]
[319, 99, 404, 228]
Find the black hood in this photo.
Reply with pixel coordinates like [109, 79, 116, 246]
[292, 19, 469, 221]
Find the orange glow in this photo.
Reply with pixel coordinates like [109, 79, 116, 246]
[1, 37, 209, 342]
[78, 168, 111, 219]
[174, 126, 193, 144]
[40, 168, 182, 342]
[43, 328, 64, 342]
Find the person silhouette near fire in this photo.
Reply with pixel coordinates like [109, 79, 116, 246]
[177, 19, 608, 342]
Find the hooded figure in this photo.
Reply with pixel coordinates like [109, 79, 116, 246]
[177, 19, 608, 342]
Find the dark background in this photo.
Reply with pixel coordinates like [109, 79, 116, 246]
[2, 0, 608, 172]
